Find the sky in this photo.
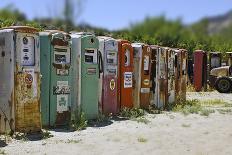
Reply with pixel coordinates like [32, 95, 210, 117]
[1, 0, 232, 30]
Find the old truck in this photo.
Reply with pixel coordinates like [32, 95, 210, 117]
[209, 66, 232, 93]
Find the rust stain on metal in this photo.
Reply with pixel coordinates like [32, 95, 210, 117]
[14, 67, 41, 133]
[3, 26, 39, 34]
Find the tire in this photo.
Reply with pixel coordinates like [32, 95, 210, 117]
[215, 77, 232, 93]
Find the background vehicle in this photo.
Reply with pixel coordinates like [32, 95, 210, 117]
[208, 66, 232, 93]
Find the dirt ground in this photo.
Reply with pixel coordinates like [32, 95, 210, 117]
[1, 91, 232, 155]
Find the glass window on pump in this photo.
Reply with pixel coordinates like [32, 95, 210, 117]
[125, 49, 130, 67]
[21, 36, 35, 66]
[85, 49, 98, 64]
[143, 55, 150, 75]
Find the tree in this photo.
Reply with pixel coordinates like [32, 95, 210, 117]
[63, 0, 85, 31]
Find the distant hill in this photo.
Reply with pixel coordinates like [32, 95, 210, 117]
[201, 10, 232, 35]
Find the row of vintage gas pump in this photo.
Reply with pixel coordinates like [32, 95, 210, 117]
[0, 26, 188, 134]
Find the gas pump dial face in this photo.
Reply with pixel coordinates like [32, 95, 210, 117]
[20, 36, 35, 66]
[23, 37, 28, 44]
[85, 49, 98, 64]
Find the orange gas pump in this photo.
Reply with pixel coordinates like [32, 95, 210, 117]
[118, 40, 134, 109]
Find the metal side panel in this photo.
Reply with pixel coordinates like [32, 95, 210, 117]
[132, 45, 142, 108]
[156, 48, 167, 109]
[180, 50, 188, 101]
[150, 46, 158, 106]
[155, 49, 160, 108]
[98, 38, 104, 113]
[0, 30, 15, 133]
[174, 50, 182, 102]
[167, 50, 175, 104]
[70, 35, 81, 121]
[40, 34, 51, 127]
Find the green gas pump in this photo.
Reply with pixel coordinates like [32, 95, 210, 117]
[71, 32, 102, 120]
[40, 30, 72, 127]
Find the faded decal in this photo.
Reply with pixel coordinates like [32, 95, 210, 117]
[141, 88, 150, 93]
[56, 69, 69, 76]
[23, 69, 37, 97]
[110, 79, 116, 90]
[57, 95, 68, 113]
[53, 81, 70, 95]
[124, 72, 132, 88]
[143, 79, 150, 86]
[144, 55, 149, 71]
[87, 68, 97, 75]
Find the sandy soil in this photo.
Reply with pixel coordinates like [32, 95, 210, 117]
[1, 92, 232, 155]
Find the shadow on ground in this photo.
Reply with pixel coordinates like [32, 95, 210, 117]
[0, 139, 7, 147]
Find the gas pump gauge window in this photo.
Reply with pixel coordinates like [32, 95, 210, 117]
[54, 47, 70, 64]
[144, 55, 150, 75]
[85, 49, 98, 64]
[107, 51, 117, 65]
[55, 54, 66, 63]
[125, 49, 130, 67]
[20, 36, 35, 66]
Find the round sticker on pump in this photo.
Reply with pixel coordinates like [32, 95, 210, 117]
[143, 79, 150, 86]
[25, 73, 33, 85]
[110, 79, 116, 90]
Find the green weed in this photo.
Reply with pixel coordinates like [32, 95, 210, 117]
[71, 112, 88, 131]
[200, 99, 227, 107]
[42, 130, 53, 139]
[133, 117, 150, 124]
[0, 149, 6, 155]
[13, 132, 28, 141]
[66, 139, 82, 144]
[137, 137, 148, 143]
[200, 109, 215, 116]
[119, 108, 145, 119]
[217, 109, 232, 114]
[182, 123, 191, 127]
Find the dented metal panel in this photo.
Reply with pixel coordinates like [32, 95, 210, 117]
[174, 49, 182, 102]
[167, 48, 175, 104]
[150, 45, 158, 107]
[180, 49, 188, 101]
[132, 43, 151, 109]
[157, 47, 168, 109]
[0, 27, 41, 133]
[132, 44, 142, 108]
[0, 29, 14, 133]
